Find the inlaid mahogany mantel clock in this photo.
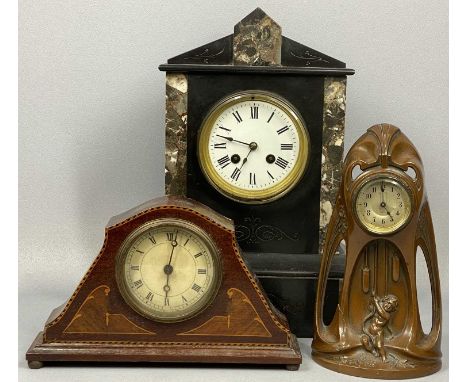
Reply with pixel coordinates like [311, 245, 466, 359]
[26, 196, 302, 369]
[159, 8, 354, 335]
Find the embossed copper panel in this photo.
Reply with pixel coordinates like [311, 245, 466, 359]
[313, 124, 442, 379]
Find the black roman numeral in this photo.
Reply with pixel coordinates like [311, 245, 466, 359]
[135, 249, 144, 254]
[130, 265, 140, 271]
[192, 284, 201, 293]
[164, 297, 169, 306]
[184, 237, 190, 246]
[198, 269, 207, 274]
[214, 142, 226, 149]
[218, 126, 231, 132]
[231, 167, 241, 181]
[267, 170, 274, 179]
[250, 105, 259, 119]
[267, 112, 275, 123]
[232, 111, 242, 123]
[217, 155, 230, 169]
[148, 234, 156, 244]
[275, 156, 289, 169]
[146, 292, 154, 301]
[277, 126, 289, 135]
[133, 280, 143, 289]
[249, 172, 256, 185]
[182, 296, 188, 304]
[166, 232, 175, 241]
[281, 143, 293, 150]
[194, 252, 203, 258]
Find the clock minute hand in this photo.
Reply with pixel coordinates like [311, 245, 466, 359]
[163, 233, 178, 299]
[216, 134, 251, 146]
[380, 181, 385, 204]
[379, 182, 394, 221]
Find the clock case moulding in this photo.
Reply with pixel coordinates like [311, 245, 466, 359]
[26, 196, 302, 369]
[159, 8, 354, 336]
[312, 124, 442, 379]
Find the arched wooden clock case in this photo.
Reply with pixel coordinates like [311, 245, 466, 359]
[312, 124, 442, 379]
[26, 196, 301, 369]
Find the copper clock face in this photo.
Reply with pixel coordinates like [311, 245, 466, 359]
[354, 176, 413, 235]
[115, 219, 222, 322]
[198, 91, 310, 204]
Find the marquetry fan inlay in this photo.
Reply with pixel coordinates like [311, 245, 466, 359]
[26, 196, 301, 369]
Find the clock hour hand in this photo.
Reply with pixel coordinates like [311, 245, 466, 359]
[239, 142, 258, 170]
[216, 134, 251, 146]
[380, 202, 394, 222]
[239, 150, 252, 170]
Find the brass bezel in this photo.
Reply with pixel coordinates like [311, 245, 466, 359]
[197, 90, 310, 204]
[352, 173, 414, 235]
[115, 218, 222, 323]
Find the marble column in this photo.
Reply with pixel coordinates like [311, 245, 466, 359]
[319, 77, 347, 254]
[165, 73, 188, 195]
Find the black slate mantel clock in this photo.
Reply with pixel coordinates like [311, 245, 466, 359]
[159, 8, 354, 336]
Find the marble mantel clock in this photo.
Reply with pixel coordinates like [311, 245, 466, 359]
[159, 8, 354, 336]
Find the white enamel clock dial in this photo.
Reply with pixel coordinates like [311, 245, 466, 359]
[354, 177, 413, 234]
[116, 219, 221, 322]
[198, 91, 310, 203]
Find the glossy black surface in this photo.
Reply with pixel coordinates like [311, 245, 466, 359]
[160, 27, 353, 335]
[246, 252, 344, 337]
[260, 277, 340, 337]
[187, 73, 324, 254]
[159, 64, 355, 76]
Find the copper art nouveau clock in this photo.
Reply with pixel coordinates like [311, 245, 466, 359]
[26, 196, 301, 369]
[313, 124, 442, 379]
[159, 8, 354, 335]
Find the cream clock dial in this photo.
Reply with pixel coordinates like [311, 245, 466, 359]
[116, 219, 221, 322]
[354, 176, 413, 234]
[198, 91, 310, 203]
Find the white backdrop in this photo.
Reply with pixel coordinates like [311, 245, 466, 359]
[19, 1, 449, 381]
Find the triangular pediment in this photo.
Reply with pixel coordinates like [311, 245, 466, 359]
[162, 8, 351, 73]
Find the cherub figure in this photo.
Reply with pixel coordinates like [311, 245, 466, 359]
[361, 293, 399, 362]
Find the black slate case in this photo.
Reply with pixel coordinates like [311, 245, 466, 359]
[160, 26, 353, 337]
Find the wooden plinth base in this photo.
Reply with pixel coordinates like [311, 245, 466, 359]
[312, 349, 441, 379]
[27, 332, 301, 370]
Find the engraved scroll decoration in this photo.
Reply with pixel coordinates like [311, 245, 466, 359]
[289, 50, 330, 66]
[235, 216, 299, 244]
[184, 47, 226, 64]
